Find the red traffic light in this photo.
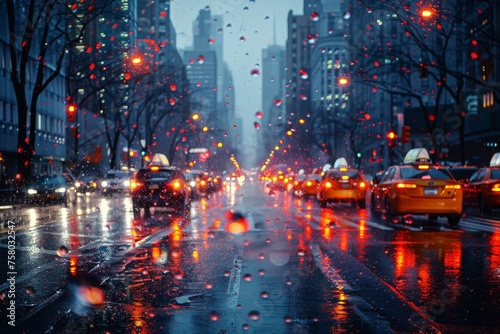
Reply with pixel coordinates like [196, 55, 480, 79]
[401, 125, 411, 143]
[67, 104, 76, 122]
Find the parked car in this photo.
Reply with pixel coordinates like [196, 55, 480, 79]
[130, 154, 191, 218]
[24, 173, 77, 205]
[101, 170, 133, 196]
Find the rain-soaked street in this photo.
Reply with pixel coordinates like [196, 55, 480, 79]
[1, 179, 500, 333]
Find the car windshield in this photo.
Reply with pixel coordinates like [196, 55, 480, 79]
[400, 167, 453, 180]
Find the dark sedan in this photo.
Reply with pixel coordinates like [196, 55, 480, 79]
[24, 173, 77, 205]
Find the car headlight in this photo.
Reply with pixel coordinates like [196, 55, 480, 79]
[55, 187, 67, 193]
[190, 180, 196, 187]
[75, 181, 81, 187]
[101, 180, 109, 187]
[27, 189, 37, 195]
[123, 180, 130, 187]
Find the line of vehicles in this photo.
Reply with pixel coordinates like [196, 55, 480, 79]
[262, 149, 500, 228]
[20, 154, 226, 218]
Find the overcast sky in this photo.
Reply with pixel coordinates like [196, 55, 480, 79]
[170, 0, 303, 163]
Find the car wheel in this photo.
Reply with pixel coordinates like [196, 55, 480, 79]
[371, 194, 380, 218]
[132, 202, 141, 218]
[358, 198, 366, 209]
[447, 214, 460, 228]
[384, 197, 395, 223]
[478, 195, 491, 215]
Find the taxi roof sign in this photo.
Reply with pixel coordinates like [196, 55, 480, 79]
[333, 158, 348, 169]
[403, 148, 432, 164]
[490, 152, 500, 167]
[150, 153, 170, 167]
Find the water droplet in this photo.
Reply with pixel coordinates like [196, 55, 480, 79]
[310, 12, 319, 21]
[57, 246, 69, 257]
[297, 249, 305, 257]
[284, 316, 293, 323]
[223, 270, 231, 277]
[243, 6, 249, 11]
[26, 287, 36, 295]
[209, 311, 219, 321]
[255, 111, 263, 118]
[299, 69, 309, 79]
[197, 55, 205, 64]
[242, 324, 249, 330]
[248, 310, 260, 321]
[174, 271, 184, 279]
[254, 122, 261, 129]
[265, 238, 271, 243]
[258, 269, 265, 276]
[274, 99, 283, 106]
[261, 291, 269, 298]
[243, 239, 250, 246]
[208, 37, 215, 44]
[285, 279, 292, 285]
[250, 68, 261, 76]
[299, 94, 308, 101]
[343, 11, 351, 19]
[205, 281, 213, 289]
[243, 273, 252, 281]
[258, 253, 265, 260]
[240, 36, 247, 41]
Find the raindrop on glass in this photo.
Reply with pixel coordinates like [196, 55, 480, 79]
[223, 270, 231, 277]
[250, 69, 261, 76]
[197, 55, 205, 64]
[258, 269, 265, 276]
[265, 238, 271, 243]
[240, 36, 247, 41]
[243, 273, 252, 281]
[254, 122, 261, 129]
[248, 310, 260, 321]
[209, 311, 219, 321]
[255, 111, 263, 118]
[261, 291, 269, 298]
[57, 246, 69, 257]
[284, 316, 293, 323]
[26, 287, 36, 295]
[299, 69, 308, 79]
[258, 253, 265, 260]
[274, 99, 283, 106]
[310, 12, 319, 21]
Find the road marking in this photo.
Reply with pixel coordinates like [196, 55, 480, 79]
[226, 252, 243, 309]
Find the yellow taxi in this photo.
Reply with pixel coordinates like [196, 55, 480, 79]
[370, 148, 463, 227]
[301, 173, 322, 196]
[463, 152, 500, 214]
[317, 158, 368, 209]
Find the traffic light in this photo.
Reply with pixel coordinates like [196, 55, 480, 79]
[141, 148, 146, 157]
[401, 125, 411, 144]
[67, 104, 76, 123]
[419, 62, 428, 79]
[387, 131, 397, 147]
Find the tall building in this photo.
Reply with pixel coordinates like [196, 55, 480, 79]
[260, 45, 286, 165]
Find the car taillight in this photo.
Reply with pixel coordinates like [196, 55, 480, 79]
[325, 181, 332, 188]
[396, 183, 417, 189]
[492, 184, 500, 192]
[200, 180, 206, 186]
[172, 180, 182, 189]
[306, 181, 312, 187]
[130, 180, 142, 191]
[359, 181, 366, 188]
[445, 184, 461, 190]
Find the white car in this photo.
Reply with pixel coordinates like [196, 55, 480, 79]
[101, 170, 132, 195]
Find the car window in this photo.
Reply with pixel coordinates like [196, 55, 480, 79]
[400, 167, 452, 180]
[448, 168, 478, 182]
[491, 170, 500, 180]
[382, 168, 396, 182]
[137, 169, 179, 180]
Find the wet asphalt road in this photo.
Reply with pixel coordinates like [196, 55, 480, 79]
[0, 180, 499, 333]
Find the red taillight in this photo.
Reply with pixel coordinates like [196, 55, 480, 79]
[306, 181, 312, 187]
[396, 183, 417, 189]
[359, 181, 366, 188]
[172, 180, 182, 189]
[445, 184, 461, 190]
[325, 181, 332, 188]
[130, 180, 142, 191]
[491, 184, 500, 192]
